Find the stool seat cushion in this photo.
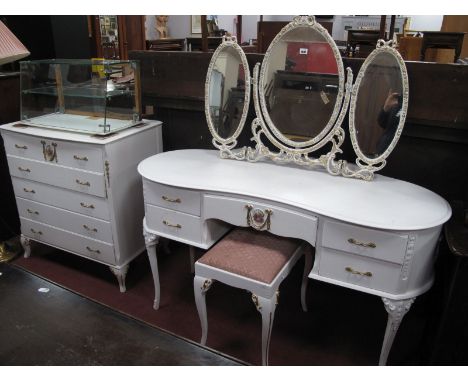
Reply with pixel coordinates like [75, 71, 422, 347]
[197, 228, 300, 284]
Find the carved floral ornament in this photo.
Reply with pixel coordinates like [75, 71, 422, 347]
[204, 16, 409, 181]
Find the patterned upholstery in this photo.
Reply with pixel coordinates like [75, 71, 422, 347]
[197, 228, 301, 284]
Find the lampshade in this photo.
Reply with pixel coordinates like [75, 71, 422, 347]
[0, 20, 30, 65]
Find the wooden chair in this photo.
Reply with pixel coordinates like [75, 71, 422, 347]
[193, 227, 313, 365]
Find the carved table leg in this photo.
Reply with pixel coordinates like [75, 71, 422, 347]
[194, 276, 213, 345]
[143, 224, 160, 310]
[20, 234, 31, 258]
[252, 292, 278, 366]
[379, 297, 416, 365]
[109, 264, 129, 293]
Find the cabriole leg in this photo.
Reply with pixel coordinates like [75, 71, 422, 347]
[194, 276, 213, 345]
[109, 264, 129, 293]
[20, 235, 31, 258]
[144, 225, 160, 310]
[252, 293, 278, 366]
[379, 297, 416, 365]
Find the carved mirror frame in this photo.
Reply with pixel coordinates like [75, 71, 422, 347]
[246, 15, 353, 174]
[342, 40, 409, 181]
[205, 35, 251, 160]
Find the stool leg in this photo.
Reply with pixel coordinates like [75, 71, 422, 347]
[252, 293, 278, 366]
[301, 248, 313, 312]
[194, 276, 213, 345]
[189, 246, 196, 274]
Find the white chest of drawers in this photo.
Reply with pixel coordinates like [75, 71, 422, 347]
[138, 149, 451, 365]
[1, 120, 163, 292]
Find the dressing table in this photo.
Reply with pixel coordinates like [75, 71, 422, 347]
[139, 16, 451, 365]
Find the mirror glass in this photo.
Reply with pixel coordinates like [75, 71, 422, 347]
[262, 26, 340, 143]
[354, 51, 404, 159]
[208, 45, 247, 141]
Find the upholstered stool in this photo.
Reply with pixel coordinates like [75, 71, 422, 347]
[193, 228, 313, 365]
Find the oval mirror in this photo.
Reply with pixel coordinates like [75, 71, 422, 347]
[205, 36, 250, 146]
[349, 40, 408, 166]
[259, 17, 344, 148]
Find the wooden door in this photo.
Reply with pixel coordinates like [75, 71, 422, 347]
[118, 16, 146, 60]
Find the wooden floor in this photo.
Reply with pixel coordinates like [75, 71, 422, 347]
[0, 262, 242, 366]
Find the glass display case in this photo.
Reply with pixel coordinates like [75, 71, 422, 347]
[20, 59, 141, 135]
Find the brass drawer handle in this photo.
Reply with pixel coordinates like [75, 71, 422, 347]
[30, 228, 42, 235]
[347, 238, 376, 248]
[15, 144, 28, 149]
[345, 267, 372, 277]
[86, 246, 101, 254]
[76, 179, 91, 186]
[83, 224, 98, 232]
[163, 220, 182, 229]
[162, 196, 181, 203]
[18, 166, 31, 172]
[27, 208, 39, 215]
[80, 202, 95, 209]
[73, 155, 88, 161]
[23, 188, 35, 193]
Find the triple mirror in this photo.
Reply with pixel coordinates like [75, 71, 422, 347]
[205, 16, 409, 180]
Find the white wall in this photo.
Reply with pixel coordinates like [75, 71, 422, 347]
[407, 15, 443, 31]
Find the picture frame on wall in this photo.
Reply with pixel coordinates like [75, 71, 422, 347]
[191, 15, 201, 34]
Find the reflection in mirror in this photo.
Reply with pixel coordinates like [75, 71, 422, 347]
[354, 51, 403, 158]
[263, 26, 340, 143]
[344, 40, 409, 181]
[208, 45, 246, 140]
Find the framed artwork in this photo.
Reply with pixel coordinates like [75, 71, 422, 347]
[191, 15, 201, 34]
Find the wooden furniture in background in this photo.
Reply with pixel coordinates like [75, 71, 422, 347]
[441, 15, 468, 59]
[93, 16, 146, 59]
[397, 36, 423, 61]
[421, 32, 466, 63]
[187, 36, 223, 52]
[146, 39, 185, 51]
[345, 29, 383, 58]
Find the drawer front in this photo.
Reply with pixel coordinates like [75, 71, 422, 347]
[145, 204, 202, 244]
[318, 247, 402, 294]
[321, 220, 409, 264]
[20, 217, 116, 265]
[16, 197, 113, 244]
[8, 156, 106, 198]
[203, 194, 318, 245]
[12, 178, 110, 221]
[3, 132, 104, 173]
[143, 179, 201, 216]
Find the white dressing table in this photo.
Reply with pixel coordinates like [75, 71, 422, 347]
[139, 148, 451, 365]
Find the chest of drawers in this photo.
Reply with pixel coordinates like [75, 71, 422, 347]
[1, 120, 163, 292]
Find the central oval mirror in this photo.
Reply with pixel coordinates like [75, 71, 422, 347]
[205, 37, 250, 144]
[259, 18, 344, 148]
[350, 43, 408, 164]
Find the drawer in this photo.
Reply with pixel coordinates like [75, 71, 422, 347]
[203, 194, 318, 245]
[143, 179, 201, 216]
[321, 220, 409, 264]
[20, 217, 116, 265]
[2, 132, 104, 173]
[12, 178, 110, 221]
[16, 197, 113, 244]
[318, 247, 402, 294]
[145, 204, 202, 244]
[8, 156, 106, 198]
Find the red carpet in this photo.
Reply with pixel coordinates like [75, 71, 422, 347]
[12, 241, 427, 365]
